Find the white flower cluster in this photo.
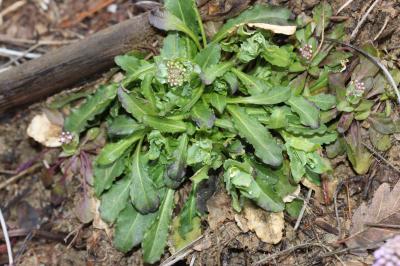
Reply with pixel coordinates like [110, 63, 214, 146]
[60, 131, 73, 144]
[299, 44, 313, 60]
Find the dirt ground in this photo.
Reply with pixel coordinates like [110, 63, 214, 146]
[0, 0, 400, 265]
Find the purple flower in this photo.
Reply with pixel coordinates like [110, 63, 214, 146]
[373, 235, 400, 266]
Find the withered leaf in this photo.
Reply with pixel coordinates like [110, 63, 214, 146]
[346, 181, 400, 249]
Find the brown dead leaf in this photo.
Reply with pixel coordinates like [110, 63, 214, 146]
[346, 181, 400, 249]
[206, 190, 234, 230]
[242, 201, 284, 244]
[27, 113, 62, 147]
[92, 198, 111, 238]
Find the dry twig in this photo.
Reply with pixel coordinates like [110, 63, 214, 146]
[0, 163, 41, 191]
[0, 208, 13, 266]
[294, 189, 312, 231]
[336, 0, 355, 15]
[350, 0, 381, 40]
[373, 16, 390, 41]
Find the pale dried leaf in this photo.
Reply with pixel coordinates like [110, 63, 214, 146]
[248, 23, 296, 35]
[243, 202, 284, 244]
[283, 185, 301, 203]
[27, 113, 62, 147]
[92, 198, 111, 237]
[346, 181, 400, 249]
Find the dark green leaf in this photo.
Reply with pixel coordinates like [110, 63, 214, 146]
[307, 93, 336, 111]
[165, 0, 199, 35]
[142, 189, 175, 264]
[194, 43, 221, 69]
[231, 68, 270, 95]
[201, 61, 235, 85]
[108, 115, 145, 137]
[94, 158, 125, 196]
[143, 115, 188, 133]
[227, 105, 283, 167]
[115, 55, 141, 75]
[118, 87, 157, 122]
[167, 134, 188, 181]
[262, 45, 291, 67]
[207, 93, 227, 114]
[97, 130, 145, 166]
[227, 86, 291, 105]
[130, 140, 160, 214]
[191, 100, 216, 129]
[148, 9, 201, 49]
[114, 204, 157, 252]
[99, 176, 131, 223]
[287, 96, 320, 129]
[64, 84, 118, 133]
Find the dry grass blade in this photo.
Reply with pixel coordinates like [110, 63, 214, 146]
[345, 180, 400, 249]
[0, 208, 13, 265]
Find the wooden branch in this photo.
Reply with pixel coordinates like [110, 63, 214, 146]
[0, 1, 253, 114]
[0, 12, 157, 114]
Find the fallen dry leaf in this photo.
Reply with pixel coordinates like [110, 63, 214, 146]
[346, 181, 400, 249]
[242, 201, 284, 244]
[92, 198, 111, 238]
[207, 190, 234, 230]
[27, 113, 62, 147]
[248, 22, 296, 35]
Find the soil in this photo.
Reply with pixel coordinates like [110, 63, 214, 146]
[0, 0, 399, 265]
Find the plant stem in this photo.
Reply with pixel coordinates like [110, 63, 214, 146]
[193, 4, 207, 48]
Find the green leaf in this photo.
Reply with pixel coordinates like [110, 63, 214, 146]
[227, 86, 291, 105]
[267, 106, 290, 129]
[201, 61, 235, 85]
[237, 32, 266, 63]
[143, 115, 188, 133]
[207, 93, 227, 114]
[307, 93, 336, 111]
[285, 145, 306, 182]
[130, 140, 160, 214]
[369, 127, 392, 152]
[212, 4, 294, 43]
[287, 96, 320, 129]
[148, 9, 201, 50]
[142, 189, 175, 264]
[262, 45, 291, 67]
[227, 105, 283, 167]
[108, 115, 145, 137]
[114, 204, 157, 252]
[97, 130, 145, 165]
[224, 161, 284, 212]
[118, 87, 157, 122]
[312, 2, 332, 37]
[165, 0, 199, 35]
[368, 113, 400, 135]
[178, 166, 208, 236]
[286, 199, 303, 218]
[115, 55, 141, 74]
[231, 68, 270, 95]
[99, 176, 131, 223]
[64, 84, 118, 133]
[141, 74, 158, 110]
[167, 134, 188, 181]
[191, 100, 216, 129]
[195, 43, 221, 69]
[160, 33, 194, 59]
[94, 158, 125, 196]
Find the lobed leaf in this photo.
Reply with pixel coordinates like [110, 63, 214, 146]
[97, 130, 145, 166]
[64, 84, 118, 133]
[142, 189, 175, 264]
[227, 105, 283, 167]
[114, 204, 157, 252]
[130, 140, 160, 214]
